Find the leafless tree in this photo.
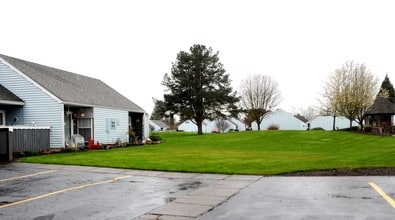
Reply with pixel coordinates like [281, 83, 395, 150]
[240, 74, 282, 130]
[215, 118, 231, 133]
[291, 106, 318, 122]
[321, 61, 378, 129]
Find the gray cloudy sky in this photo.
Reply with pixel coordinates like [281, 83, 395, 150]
[1, 0, 394, 115]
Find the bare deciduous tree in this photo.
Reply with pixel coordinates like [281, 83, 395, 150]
[240, 74, 282, 130]
[215, 118, 230, 133]
[291, 106, 317, 122]
[321, 61, 378, 129]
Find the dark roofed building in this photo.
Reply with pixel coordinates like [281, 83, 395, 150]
[0, 54, 143, 112]
[364, 97, 395, 133]
[365, 97, 395, 115]
[0, 54, 148, 148]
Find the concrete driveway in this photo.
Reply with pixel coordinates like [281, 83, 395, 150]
[0, 163, 394, 219]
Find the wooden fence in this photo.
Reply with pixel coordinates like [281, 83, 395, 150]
[0, 126, 50, 162]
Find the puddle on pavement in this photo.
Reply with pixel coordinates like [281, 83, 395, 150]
[163, 181, 202, 204]
[329, 194, 372, 200]
[178, 181, 202, 191]
[33, 214, 55, 220]
[0, 201, 11, 205]
[165, 197, 176, 203]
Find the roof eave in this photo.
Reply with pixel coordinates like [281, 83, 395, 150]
[63, 101, 145, 113]
[0, 100, 25, 106]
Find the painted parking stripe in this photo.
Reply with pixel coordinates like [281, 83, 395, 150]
[369, 182, 395, 208]
[0, 170, 57, 183]
[0, 175, 131, 209]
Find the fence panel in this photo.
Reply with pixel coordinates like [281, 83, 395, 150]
[0, 127, 50, 162]
[11, 128, 50, 152]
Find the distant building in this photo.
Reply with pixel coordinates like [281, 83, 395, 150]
[308, 115, 358, 130]
[206, 117, 246, 132]
[251, 109, 306, 130]
[364, 97, 395, 132]
[149, 120, 170, 131]
[177, 119, 210, 132]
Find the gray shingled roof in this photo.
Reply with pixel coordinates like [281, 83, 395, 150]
[151, 120, 170, 129]
[365, 97, 395, 115]
[0, 54, 144, 112]
[0, 84, 24, 104]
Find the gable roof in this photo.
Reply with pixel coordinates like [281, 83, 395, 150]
[365, 97, 395, 115]
[0, 84, 24, 105]
[0, 54, 144, 112]
[150, 120, 169, 129]
[294, 114, 308, 123]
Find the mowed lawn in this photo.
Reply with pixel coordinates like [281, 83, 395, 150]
[19, 131, 395, 175]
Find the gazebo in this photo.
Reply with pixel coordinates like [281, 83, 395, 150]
[364, 97, 395, 133]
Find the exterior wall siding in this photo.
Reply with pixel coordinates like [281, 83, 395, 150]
[93, 107, 129, 144]
[0, 60, 64, 148]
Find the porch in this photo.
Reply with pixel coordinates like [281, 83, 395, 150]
[64, 106, 145, 147]
[64, 106, 93, 145]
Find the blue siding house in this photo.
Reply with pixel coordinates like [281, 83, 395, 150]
[0, 54, 148, 148]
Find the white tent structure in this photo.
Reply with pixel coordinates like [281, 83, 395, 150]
[251, 109, 307, 130]
[308, 116, 359, 130]
[206, 118, 246, 133]
[177, 119, 210, 132]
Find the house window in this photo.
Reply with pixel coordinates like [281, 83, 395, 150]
[106, 118, 117, 133]
[0, 110, 5, 126]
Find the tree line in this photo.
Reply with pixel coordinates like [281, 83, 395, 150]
[152, 44, 394, 134]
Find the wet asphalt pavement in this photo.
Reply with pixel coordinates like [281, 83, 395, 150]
[198, 177, 395, 220]
[0, 163, 394, 219]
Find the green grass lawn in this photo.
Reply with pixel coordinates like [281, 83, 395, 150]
[18, 131, 395, 175]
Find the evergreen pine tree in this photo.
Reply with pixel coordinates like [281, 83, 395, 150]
[378, 74, 395, 103]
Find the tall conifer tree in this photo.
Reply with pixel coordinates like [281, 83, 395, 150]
[377, 74, 395, 103]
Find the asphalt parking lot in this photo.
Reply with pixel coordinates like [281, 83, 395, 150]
[0, 163, 394, 220]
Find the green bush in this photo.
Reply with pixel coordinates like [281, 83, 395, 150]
[16, 149, 42, 157]
[149, 133, 163, 142]
[311, 127, 325, 131]
[267, 124, 279, 130]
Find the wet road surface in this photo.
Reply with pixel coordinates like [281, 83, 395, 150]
[0, 163, 394, 219]
[199, 176, 395, 220]
[0, 163, 257, 219]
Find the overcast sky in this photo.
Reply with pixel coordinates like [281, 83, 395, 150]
[1, 0, 395, 116]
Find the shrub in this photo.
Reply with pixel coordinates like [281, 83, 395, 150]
[267, 124, 279, 130]
[364, 126, 373, 133]
[63, 147, 78, 153]
[149, 133, 163, 142]
[311, 127, 325, 131]
[15, 149, 43, 157]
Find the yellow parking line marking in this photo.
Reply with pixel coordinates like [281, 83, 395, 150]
[0, 170, 57, 183]
[0, 175, 130, 209]
[369, 182, 395, 208]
